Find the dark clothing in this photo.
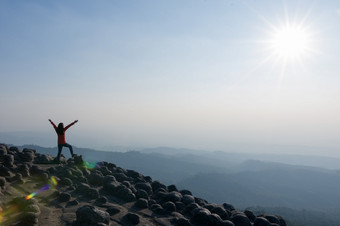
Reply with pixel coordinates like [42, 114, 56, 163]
[57, 143, 74, 162]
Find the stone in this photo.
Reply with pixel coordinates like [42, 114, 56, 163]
[18, 212, 39, 225]
[24, 204, 41, 215]
[67, 199, 79, 206]
[182, 195, 195, 205]
[180, 189, 193, 196]
[244, 210, 256, 222]
[75, 205, 110, 225]
[162, 201, 176, 212]
[0, 176, 6, 188]
[223, 203, 236, 212]
[150, 204, 165, 214]
[107, 206, 120, 216]
[151, 180, 167, 192]
[231, 213, 252, 226]
[211, 206, 230, 220]
[136, 189, 149, 200]
[96, 196, 108, 204]
[254, 217, 271, 226]
[58, 192, 71, 202]
[135, 198, 148, 209]
[171, 217, 191, 226]
[135, 182, 153, 195]
[168, 184, 178, 192]
[123, 213, 140, 225]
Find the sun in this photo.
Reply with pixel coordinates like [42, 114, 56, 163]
[270, 24, 310, 59]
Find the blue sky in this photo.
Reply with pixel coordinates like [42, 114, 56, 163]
[1, 0, 340, 156]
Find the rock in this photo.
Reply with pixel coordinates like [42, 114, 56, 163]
[35, 154, 54, 164]
[195, 197, 208, 206]
[135, 189, 149, 200]
[0, 165, 11, 177]
[184, 203, 201, 216]
[123, 213, 140, 225]
[221, 220, 235, 226]
[30, 165, 45, 175]
[164, 191, 182, 203]
[103, 181, 120, 193]
[67, 199, 79, 206]
[60, 177, 73, 186]
[254, 217, 271, 226]
[211, 206, 230, 220]
[3, 154, 14, 167]
[96, 196, 108, 204]
[24, 204, 41, 215]
[20, 151, 34, 162]
[103, 175, 116, 184]
[180, 189, 193, 196]
[231, 213, 252, 226]
[75, 205, 110, 225]
[115, 185, 135, 202]
[0, 144, 8, 155]
[135, 198, 148, 209]
[182, 194, 195, 205]
[122, 181, 132, 188]
[106, 206, 120, 216]
[16, 164, 31, 177]
[126, 169, 142, 178]
[168, 184, 178, 192]
[223, 203, 236, 212]
[87, 188, 99, 199]
[87, 172, 104, 186]
[150, 204, 165, 215]
[144, 176, 152, 182]
[98, 166, 112, 176]
[0, 176, 6, 188]
[58, 192, 71, 202]
[111, 173, 129, 182]
[135, 182, 153, 195]
[18, 212, 39, 225]
[244, 210, 256, 222]
[151, 180, 167, 192]
[80, 166, 91, 177]
[171, 217, 191, 226]
[163, 201, 176, 212]
[264, 215, 281, 225]
[190, 208, 213, 225]
[175, 201, 186, 212]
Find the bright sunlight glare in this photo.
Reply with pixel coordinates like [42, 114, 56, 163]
[270, 24, 310, 59]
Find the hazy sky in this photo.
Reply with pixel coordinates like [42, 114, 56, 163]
[1, 0, 340, 156]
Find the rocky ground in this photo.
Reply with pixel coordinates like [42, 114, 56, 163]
[0, 143, 286, 226]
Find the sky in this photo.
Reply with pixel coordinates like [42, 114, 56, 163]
[1, 0, 340, 156]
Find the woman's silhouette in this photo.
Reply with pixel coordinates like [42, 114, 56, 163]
[49, 119, 78, 163]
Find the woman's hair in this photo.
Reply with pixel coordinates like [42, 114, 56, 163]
[57, 123, 64, 135]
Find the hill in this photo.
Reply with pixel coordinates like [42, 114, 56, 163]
[0, 143, 287, 225]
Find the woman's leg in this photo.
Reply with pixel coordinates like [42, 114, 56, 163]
[57, 145, 63, 162]
[64, 143, 74, 157]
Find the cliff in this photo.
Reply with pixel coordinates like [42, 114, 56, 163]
[0, 143, 286, 226]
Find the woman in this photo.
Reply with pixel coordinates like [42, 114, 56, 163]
[49, 119, 78, 163]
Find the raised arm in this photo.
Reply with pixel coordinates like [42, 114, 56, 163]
[48, 119, 57, 129]
[64, 120, 78, 131]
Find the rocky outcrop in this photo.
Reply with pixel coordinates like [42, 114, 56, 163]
[0, 143, 287, 226]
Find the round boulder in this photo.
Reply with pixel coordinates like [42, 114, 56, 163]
[75, 205, 110, 225]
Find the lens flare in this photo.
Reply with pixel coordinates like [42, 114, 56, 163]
[48, 176, 58, 189]
[83, 161, 102, 169]
[25, 176, 58, 200]
[25, 192, 38, 200]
